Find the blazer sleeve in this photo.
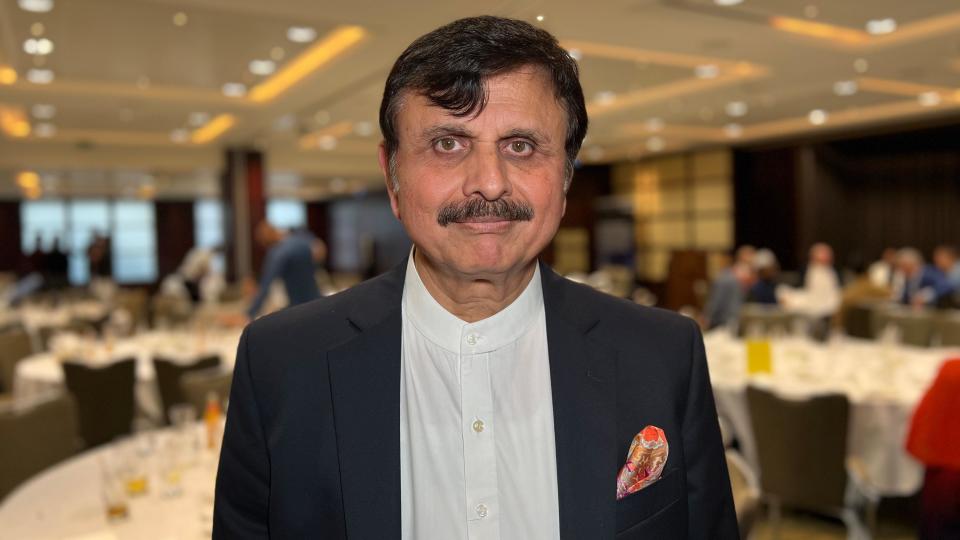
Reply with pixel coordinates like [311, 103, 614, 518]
[213, 327, 270, 539]
[682, 319, 740, 539]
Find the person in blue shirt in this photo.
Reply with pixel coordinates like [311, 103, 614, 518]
[246, 222, 321, 319]
[897, 248, 953, 307]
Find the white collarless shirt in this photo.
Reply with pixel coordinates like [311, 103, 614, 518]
[399, 255, 560, 540]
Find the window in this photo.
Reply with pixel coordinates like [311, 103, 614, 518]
[19, 199, 158, 285]
[267, 199, 306, 230]
[194, 199, 226, 274]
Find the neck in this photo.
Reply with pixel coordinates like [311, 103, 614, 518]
[413, 248, 537, 323]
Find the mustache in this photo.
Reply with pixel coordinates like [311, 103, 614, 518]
[436, 198, 535, 227]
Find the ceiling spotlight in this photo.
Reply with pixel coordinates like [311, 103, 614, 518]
[714, 0, 743, 5]
[833, 80, 858, 96]
[567, 48, 582, 61]
[23, 38, 54, 55]
[287, 26, 317, 43]
[808, 109, 828, 125]
[353, 121, 374, 137]
[918, 91, 941, 107]
[169, 129, 190, 143]
[645, 117, 664, 132]
[31, 103, 55, 119]
[536, 14, 545, 22]
[33, 123, 55, 137]
[594, 90, 616, 105]
[804, 5, 819, 18]
[866, 18, 897, 35]
[17, 0, 53, 13]
[725, 101, 748, 117]
[249, 59, 276, 76]
[26, 68, 53, 84]
[172, 11, 188, 26]
[646, 136, 665, 152]
[188, 112, 209, 126]
[694, 64, 719, 79]
[270, 46, 285, 61]
[221, 82, 247, 98]
[723, 123, 743, 138]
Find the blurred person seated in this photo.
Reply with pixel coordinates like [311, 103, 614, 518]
[178, 245, 225, 304]
[779, 242, 841, 318]
[746, 248, 779, 305]
[703, 246, 756, 330]
[933, 245, 960, 307]
[833, 253, 891, 328]
[868, 247, 899, 289]
[245, 222, 321, 320]
[897, 248, 952, 308]
[906, 358, 960, 539]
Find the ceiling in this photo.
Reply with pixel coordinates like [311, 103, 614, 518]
[0, 0, 959, 199]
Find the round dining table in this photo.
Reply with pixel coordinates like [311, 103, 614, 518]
[704, 329, 957, 496]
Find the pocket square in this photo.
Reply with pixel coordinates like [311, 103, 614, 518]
[616, 425, 669, 500]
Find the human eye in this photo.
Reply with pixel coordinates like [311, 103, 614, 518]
[433, 137, 464, 153]
[505, 139, 535, 156]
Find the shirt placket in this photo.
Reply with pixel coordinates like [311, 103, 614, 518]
[460, 329, 499, 540]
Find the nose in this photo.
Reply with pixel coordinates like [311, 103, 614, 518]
[462, 142, 511, 201]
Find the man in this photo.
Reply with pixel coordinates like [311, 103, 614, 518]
[897, 247, 952, 307]
[215, 16, 737, 539]
[703, 246, 756, 330]
[933, 245, 960, 307]
[245, 222, 320, 319]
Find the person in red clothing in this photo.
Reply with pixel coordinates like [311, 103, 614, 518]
[906, 358, 960, 539]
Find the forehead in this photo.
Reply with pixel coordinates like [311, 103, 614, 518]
[395, 67, 567, 137]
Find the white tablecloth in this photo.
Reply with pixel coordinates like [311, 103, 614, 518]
[14, 329, 241, 422]
[705, 330, 956, 496]
[0, 427, 220, 540]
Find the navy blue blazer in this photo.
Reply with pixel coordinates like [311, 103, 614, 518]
[213, 260, 738, 539]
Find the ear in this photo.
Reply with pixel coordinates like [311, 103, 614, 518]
[378, 142, 401, 220]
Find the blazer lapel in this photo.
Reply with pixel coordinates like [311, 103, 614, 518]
[328, 262, 405, 539]
[542, 263, 619, 539]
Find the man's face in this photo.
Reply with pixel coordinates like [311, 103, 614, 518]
[381, 67, 569, 278]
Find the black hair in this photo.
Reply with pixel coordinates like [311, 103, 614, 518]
[379, 16, 587, 178]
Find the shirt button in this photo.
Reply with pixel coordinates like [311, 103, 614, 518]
[475, 504, 488, 519]
[472, 419, 485, 433]
[465, 334, 478, 346]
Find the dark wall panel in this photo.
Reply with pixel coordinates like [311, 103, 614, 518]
[0, 201, 22, 273]
[154, 201, 195, 279]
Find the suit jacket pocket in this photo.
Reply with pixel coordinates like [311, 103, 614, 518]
[615, 467, 682, 533]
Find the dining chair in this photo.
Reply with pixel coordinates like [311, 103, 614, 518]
[935, 312, 960, 347]
[0, 392, 81, 501]
[62, 358, 136, 449]
[0, 328, 34, 396]
[153, 354, 221, 424]
[737, 305, 793, 338]
[877, 309, 935, 347]
[746, 385, 878, 539]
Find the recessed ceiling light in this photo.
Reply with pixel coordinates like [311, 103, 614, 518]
[594, 91, 616, 105]
[270, 46, 285, 61]
[23, 38, 54, 55]
[249, 59, 276, 76]
[853, 58, 869, 74]
[808, 109, 828, 125]
[723, 123, 743, 138]
[866, 18, 896, 35]
[172, 12, 188, 27]
[833, 80, 858, 96]
[694, 64, 719, 79]
[188, 112, 209, 126]
[804, 4, 819, 18]
[725, 101, 748, 117]
[918, 91, 941, 107]
[17, 0, 53, 13]
[33, 122, 55, 137]
[30, 22, 44, 36]
[26, 68, 53, 84]
[567, 48, 582, 61]
[353, 121, 374, 137]
[221, 82, 247, 97]
[31, 103, 55, 119]
[645, 118, 664, 132]
[287, 26, 317, 43]
[536, 14, 545, 22]
[646, 136, 665, 152]
[170, 129, 190, 143]
[714, 0, 743, 6]
[318, 135, 337, 150]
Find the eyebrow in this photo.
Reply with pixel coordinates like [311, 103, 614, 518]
[420, 124, 551, 145]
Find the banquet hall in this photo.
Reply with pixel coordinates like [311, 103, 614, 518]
[1, 1, 959, 538]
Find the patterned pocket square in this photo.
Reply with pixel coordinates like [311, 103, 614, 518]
[616, 425, 669, 500]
